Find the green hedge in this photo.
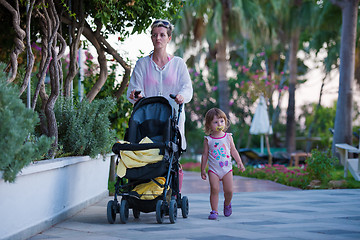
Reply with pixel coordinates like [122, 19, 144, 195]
[55, 96, 116, 158]
[0, 64, 52, 182]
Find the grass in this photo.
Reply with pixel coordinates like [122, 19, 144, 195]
[108, 180, 116, 196]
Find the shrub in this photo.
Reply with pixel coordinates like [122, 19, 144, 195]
[239, 164, 310, 189]
[55, 96, 116, 158]
[305, 149, 336, 183]
[0, 64, 52, 182]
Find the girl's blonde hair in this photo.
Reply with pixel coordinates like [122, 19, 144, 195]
[204, 108, 230, 135]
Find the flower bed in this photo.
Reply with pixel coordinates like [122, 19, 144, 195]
[240, 164, 310, 188]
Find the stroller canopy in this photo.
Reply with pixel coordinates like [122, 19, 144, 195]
[127, 96, 173, 144]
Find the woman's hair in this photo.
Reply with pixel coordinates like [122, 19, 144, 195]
[204, 108, 230, 135]
[151, 19, 174, 37]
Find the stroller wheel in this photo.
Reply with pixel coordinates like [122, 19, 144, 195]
[120, 199, 129, 224]
[133, 208, 141, 219]
[169, 199, 177, 224]
[181, 196, 189, 218]
[156, 200, 164, 224]
[107, 200, 117, 224]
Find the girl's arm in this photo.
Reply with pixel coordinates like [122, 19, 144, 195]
[229, 135, 246, 172]
[201, 138, 209, 180]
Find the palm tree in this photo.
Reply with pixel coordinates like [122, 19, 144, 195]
[330, 0, 359, 154]
[252, 0, 316, 153]
[173, 0, 264, 116]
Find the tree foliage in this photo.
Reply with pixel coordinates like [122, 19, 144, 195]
[0, 0, 184, 156]
[176, 0, 360, 155]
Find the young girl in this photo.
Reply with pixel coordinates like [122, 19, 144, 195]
[201, 108, 245, 220]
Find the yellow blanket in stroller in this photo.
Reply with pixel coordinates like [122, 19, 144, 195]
[132, 177, 168, 200]
[116, 137, 164, 178]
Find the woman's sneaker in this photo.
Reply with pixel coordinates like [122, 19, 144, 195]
[208, 210, 218, 220]
[224, 202, 232, 217]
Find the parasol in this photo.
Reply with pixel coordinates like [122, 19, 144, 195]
[249, 95, 273, 154]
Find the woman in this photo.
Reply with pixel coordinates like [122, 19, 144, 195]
[127, 19, 193, 149]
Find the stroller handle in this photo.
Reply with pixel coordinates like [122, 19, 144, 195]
[169, 94, 183, 125]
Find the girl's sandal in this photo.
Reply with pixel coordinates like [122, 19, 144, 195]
[208, 210, 218, 220]
[224, 202, 232, 217]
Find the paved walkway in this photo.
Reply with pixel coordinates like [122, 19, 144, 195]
[29, 171, 360, 240]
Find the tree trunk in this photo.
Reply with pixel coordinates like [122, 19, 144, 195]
[217, 0, 230, 116]
[306, 73, 327, 152]
[32, 6, 51, 110]
[36, 0, 65, 157]
[61, 17, 132, 101]
[272, 50, 289, 128]
[84, 30, 108, 102]
[286, 28, 300, 153]
[19, 0, 36, 95]
[0, 0, 26, 83]
[64, 0, 84, 98]
[331, 0, 359, 156]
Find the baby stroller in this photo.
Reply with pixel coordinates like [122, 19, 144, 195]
[107, 95, 189, 224]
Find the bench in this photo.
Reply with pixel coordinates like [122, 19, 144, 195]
[290, 152, 311, 167]
[335, 143, 360, 181]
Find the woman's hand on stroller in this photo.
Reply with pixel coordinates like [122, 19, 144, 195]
[170, 94, 184, 104]
[130, 90, 143, 101]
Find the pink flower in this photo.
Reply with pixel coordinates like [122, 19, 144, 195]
[235, 62, 239, 67]
[281, 71, 284, 75]
[31, 43, 42, 51]
[242, 66, 249, 72]
[283, 86, 289, 91]
[85, 51, 94, 60]
[229, 100, 234, 106]
[259, 52, 265, 56]
[212, 86, 218, 91]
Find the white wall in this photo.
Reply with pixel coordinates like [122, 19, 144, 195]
[0, 155, 111, 240]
